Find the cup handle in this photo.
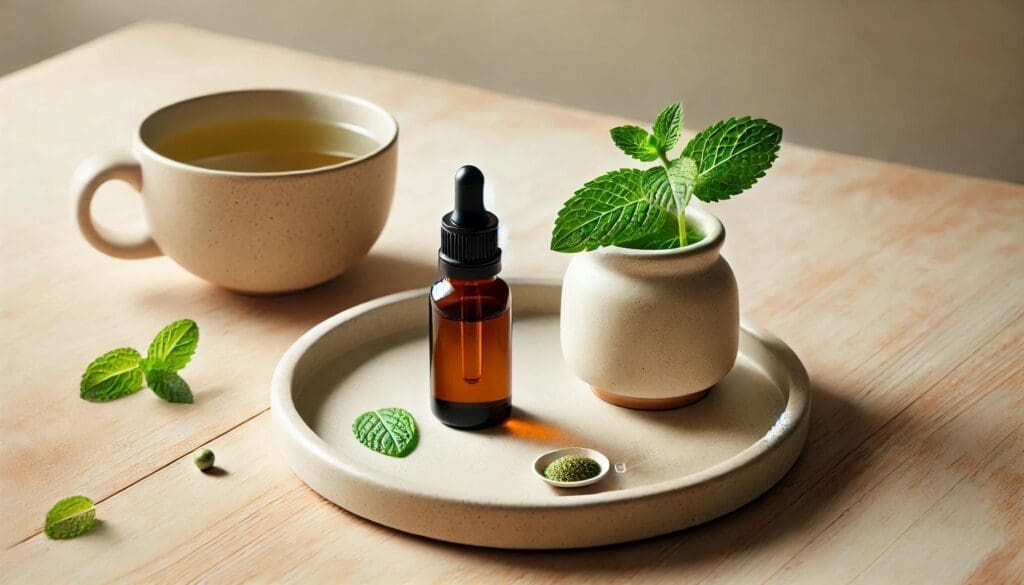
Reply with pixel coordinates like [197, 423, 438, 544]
[71, 150, 161, 259]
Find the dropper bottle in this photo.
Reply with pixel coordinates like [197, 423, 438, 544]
[429, 165, 511, 429]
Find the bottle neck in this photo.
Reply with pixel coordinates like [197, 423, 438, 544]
[446, 275, 498, 286]
[438, 253, 501, 280]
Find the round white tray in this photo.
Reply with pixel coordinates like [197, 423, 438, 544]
[271, 280, 810, 549]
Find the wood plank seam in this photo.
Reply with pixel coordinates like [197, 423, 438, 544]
[159, 479, 308, 578]
[4, 406, 269, 549]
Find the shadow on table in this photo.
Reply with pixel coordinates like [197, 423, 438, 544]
[133, 252, 437, 327]
[396, 380, 877, 575]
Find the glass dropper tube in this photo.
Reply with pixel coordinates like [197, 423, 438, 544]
[460, 280, 483, 383]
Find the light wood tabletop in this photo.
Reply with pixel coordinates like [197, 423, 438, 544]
[2, 22, 1022, 584]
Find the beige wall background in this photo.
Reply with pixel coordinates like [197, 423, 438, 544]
[2, 0, 1022, 183]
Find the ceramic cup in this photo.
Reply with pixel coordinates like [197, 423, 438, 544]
[71, 89, 398, 294]
[560, 206, 739, 410]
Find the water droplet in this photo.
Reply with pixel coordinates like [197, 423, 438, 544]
[614, 462, 627, 473]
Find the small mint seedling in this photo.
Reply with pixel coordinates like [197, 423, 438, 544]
[551, 103, 782, 252]
[79, 319, 199, 404]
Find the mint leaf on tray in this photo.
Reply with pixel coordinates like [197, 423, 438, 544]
[353, 407, 419, 457]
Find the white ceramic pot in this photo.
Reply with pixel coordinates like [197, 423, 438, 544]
[560, 206, 739, 409]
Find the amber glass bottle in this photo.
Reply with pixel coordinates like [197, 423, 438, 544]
[429, 166, 511, 429]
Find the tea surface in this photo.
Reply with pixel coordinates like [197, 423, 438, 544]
[153, 118, 377, 172]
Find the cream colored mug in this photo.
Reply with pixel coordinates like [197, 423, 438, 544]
[71, 89, 398, 294]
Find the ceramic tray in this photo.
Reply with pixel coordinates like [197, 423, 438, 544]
[271, 280, 810, 549]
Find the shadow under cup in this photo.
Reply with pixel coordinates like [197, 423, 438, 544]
[73, 89, 399, 294]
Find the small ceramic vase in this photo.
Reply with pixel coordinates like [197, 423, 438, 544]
[560, 206, 739, 410]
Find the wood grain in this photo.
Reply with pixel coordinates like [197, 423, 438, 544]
[1, 22, 1022, 584]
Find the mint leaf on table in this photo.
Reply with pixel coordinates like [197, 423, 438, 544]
[145, 319, 199, 371]
[80, 348, 144, 401]
[44, 496, 96, 540]
[79, 319, 199, 404]
[610, 125, 659, 162]
[141, 319, 199, 403]
[682, 116, 782, 202]
[551, 169, 665, 252]
[144, 369, 194, 404]
[353, 407, 418, 457]
[651, 102, 683, 152]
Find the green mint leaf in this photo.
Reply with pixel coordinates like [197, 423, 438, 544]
[146, 319, 199, 371]
[353, 407, 418, 457]
[618, 209, 705, 249]
[643, 158, 697, 214]
[44, 496, 96, 539]
[666, 157, 698, 210]
[550, 169, 665, 252]
[144, 369, 194, 404]
[609, 125, 659, 162]
[651, 102, 683, 152]
[683, 117, 782, 202]
[643, 167, 674, 211]
[80, 348, 144, 402]
[617, 208, 681, 249]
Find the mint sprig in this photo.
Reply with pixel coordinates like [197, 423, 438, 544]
[80, 319, 199, 403]
[551, 102, 781, 251]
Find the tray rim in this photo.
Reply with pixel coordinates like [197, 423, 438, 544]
[271, 278, 811, 511]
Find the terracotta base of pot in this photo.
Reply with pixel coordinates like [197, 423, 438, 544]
[592, 386, 712, 410]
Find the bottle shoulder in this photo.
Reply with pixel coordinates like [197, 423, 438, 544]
[430, 277, 510, 319]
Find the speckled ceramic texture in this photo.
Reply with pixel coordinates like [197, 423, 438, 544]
[271, 281, 809, 549]
[71, 89, 398, 293]
[560, 207, 740, 409]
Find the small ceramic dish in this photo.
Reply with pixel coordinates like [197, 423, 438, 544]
[533, 447, 610, 488]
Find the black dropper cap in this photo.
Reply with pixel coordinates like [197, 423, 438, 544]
[438, 165, 501, 279]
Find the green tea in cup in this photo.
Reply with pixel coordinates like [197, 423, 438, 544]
[153, 117, 378, 172]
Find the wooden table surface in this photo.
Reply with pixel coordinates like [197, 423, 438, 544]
[2, 22, 1022, 584]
